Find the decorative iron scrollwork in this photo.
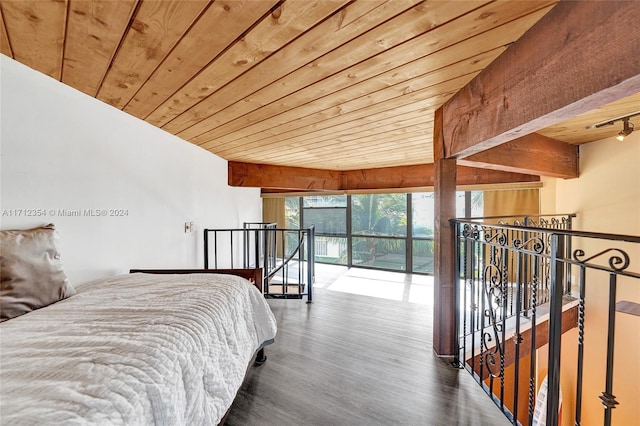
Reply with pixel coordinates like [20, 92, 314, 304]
[573, 248, 630, 272]
[513, 237, 546, 254]
[481, 262, 505, 379]
[462, 224, 480, 240]
[484, 228, 508, 246]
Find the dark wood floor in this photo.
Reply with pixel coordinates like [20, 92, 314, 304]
[226, 267, 510, 426]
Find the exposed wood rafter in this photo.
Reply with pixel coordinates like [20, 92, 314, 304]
[228, 161, 538, 192]
[228, 162, 342, 191]
[442, 1, 640, 159]
[460, 133, 579, 178]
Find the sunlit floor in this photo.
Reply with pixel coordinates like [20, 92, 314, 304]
[227, 263, 511, 425]
[313, 263, 434, 305]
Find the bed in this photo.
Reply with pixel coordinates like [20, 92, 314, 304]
[0, 225, 277, 425]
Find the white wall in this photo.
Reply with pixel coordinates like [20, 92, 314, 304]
[0, 56, 261, 285]
[540, 131, 640, 233]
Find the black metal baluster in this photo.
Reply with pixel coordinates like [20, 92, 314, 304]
[500, 246, 508, 410]
[306, 228, 313, 302]
[214, 231, 218, 269]
[528, 254, 539, 426]
[480, 237, 487, 383]
[546, 234, 565, 426]
[461, 225, 468, 368]
[204, 230, 209, 269]
[469, 229, 478, 375]
[575, 266, 586, 426]
[513, 250, 524, 425]
[230, 231, 234, 269]
[601, 273, 619, 426]
[297, 230, 302, 297]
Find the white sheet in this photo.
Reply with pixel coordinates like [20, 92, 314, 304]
[0, 273, 277, 425]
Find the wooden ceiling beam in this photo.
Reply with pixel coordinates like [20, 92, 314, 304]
[229, 161, 539, 191]
[442, 1, 640, 159]
[459, 133, 579, 179]
[228, 161, 342, 191]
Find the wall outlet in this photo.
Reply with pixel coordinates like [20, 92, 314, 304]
[184, 221, 194, 233]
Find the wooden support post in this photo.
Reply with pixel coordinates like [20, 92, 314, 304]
[433, 107, 457, 357]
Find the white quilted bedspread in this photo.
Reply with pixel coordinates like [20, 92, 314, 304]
[0, 273, 277, 425]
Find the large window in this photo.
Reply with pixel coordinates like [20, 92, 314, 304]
[351, 194, 407, 236]
[351, 194, 407, 270]
[412, 193, 435, 274]
[301, 195, 348, 265]
[285, 191, 483, 274]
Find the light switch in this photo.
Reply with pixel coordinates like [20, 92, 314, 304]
[184, 222, 194, 233]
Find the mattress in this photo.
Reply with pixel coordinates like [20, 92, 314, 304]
[0, 272, 277, 425]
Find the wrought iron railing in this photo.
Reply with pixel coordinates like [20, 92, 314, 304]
[453, 215, 639, 426]
[203, 223, 315, 302]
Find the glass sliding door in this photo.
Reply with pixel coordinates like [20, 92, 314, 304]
[351, 194, 407, 271]
[301, 195, 348, 265]
[411, 192, 435, 274]
[283, 190, 484, 274]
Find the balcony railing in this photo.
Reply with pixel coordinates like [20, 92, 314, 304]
[203, 223, 315, 302]
[452, 215, 640, 426]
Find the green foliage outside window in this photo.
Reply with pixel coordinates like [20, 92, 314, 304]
[351, 194, 407, 236]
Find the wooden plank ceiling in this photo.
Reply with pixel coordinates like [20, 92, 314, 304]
[1, 0, 638, 172]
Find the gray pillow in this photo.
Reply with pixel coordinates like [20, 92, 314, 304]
[1, 224, 75, 321]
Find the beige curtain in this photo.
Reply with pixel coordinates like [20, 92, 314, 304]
[262, 198, 286, 227]
[262, 197, 286, 257]
[482, 189, 540, 282]
[483, 189, 540, 218]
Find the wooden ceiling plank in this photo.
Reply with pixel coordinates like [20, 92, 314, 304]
[96, 0, 210, 109]
[63, 0, 138, 97]
[215, 104, 434, 157]
[255, 143, 433, 172]
[1, 0, 67, 79]
[122, 0, 292, 119]
[192, 1, 550, 149]
[254, 113, 433, 152]
[211, 101, 435, 157]
[174, 0, 494, 138]
[459, 133, 579, 178]
[0, 5, 14, 57]
[255, 137, 433, 169]
[255, 125, 433, 164]
[209, 94, 441, 160]
[180, 1, 554, 144]
[146, 0, 396, 128]
[242, 131, 433, 166]
[203, 55, 484, 150]
[443, 1, 640, 159]
[216, 50, 496, 157]
[203, 70, 478, 156]
[162, 0, 470, 134]
[204, 87, 446, 164]
[538, 92, 640, 143]
[202, 87, 435, 152]
[270, 146, 434, 171]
